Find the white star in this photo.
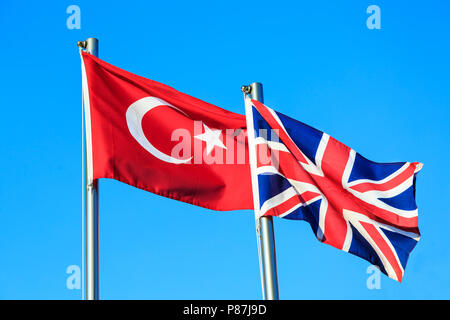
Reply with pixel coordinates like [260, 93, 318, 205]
[194, 123, 227, 155]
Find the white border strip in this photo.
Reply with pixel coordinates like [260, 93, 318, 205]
[80, 51, 94, 184]
[245, 97, 261, 220]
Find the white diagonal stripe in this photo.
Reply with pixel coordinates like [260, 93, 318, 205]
[260, 187, 298, 216]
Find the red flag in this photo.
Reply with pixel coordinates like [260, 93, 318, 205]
[81, 52, 253, 210]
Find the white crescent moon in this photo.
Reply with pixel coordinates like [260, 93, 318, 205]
[125, 96, 192, 164]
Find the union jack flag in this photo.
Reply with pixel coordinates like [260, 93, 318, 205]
[245, 98, 422, 281]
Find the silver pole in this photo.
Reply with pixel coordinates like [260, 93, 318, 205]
[79, 37, 100, 300]
[85, 180, 99, 300]
[249, 82, 280, 300]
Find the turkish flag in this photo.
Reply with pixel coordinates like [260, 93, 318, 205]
[81, 52, 253, 210]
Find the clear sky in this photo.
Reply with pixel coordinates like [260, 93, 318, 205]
[0, 0, 449, 299]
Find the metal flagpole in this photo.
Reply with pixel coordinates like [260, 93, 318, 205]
[78, 37, 99, 300]
[242, 82, 280, 300]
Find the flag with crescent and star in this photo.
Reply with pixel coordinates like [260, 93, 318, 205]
[81, 51, 253, 210]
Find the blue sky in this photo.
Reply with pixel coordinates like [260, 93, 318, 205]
[0, 0, 449, 299]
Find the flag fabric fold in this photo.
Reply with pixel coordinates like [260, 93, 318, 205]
[81, 51, 253, 211]
[245, 98, 422, 281]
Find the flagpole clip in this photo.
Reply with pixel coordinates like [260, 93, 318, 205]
[241, 85, 252, 95]
[77, 40, 87, 49]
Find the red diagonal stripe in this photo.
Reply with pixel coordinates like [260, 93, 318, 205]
[360, 221, 404, 282]
[252, 100, 309, 164]
[350, 163, 416, 193]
